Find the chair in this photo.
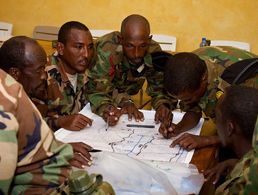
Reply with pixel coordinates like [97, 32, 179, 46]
[90, 29, 113, 39]
[152, 34, 177, 52]
[33, 25, 59, 41]
[210, 40, 250, 51]
[0, 22, 13, 45]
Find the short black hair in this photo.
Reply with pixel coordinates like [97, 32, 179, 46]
[220, 86, 258, 140]
[58, 21, 89, 44]
[164, 52, 207, 95]
[151, 51, 173, 71]
[0, 36, 37, 72]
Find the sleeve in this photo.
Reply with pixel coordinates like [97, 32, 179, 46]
[0, 112, 19, 194]
[146, 69, 178, 110]
[87, 52, 116, 116]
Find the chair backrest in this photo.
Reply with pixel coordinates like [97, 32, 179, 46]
[90, 29, 113, 39]
[0, 22, 13, 42]
[33, 26, 59, 41]
[210, 40, 250, 52]
[152, 34, 177, 52]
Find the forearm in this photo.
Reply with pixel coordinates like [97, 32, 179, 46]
[177, 111, 202, 132]
[200, 135, 221, 147]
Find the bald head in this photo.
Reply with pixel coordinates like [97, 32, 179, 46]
[119, 15, 152, 65]
[121, 14, 150, 37]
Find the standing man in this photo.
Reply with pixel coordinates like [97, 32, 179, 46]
[88, 14, 175, 126]
[44, 21, 95, 131]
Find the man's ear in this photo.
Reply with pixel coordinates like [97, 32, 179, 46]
[117, 34, 123, 44]
[227, 120, 235, 137]
[57, 42, 64, 55]
[8, 67, 21, 81]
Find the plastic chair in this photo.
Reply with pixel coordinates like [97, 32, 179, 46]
[210, 40, 250, 51]
[90, 29, 113, 39]
[152, 34, 177, 52]
[0, 22, 13, 44]
[33, 25, 59, 41]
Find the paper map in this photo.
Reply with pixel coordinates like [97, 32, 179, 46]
[55, 104, 204, 163]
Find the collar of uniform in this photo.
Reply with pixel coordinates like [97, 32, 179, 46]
[51, 55, 88, 86]
[122, 53, 153, 71]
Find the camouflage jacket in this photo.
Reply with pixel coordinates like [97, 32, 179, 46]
[33, 55, 89, 131]
[216, 118, 258, 194]
[178, 46, 257, 118]
[0, 69, 73, 194]
[87, 31, 173, 115]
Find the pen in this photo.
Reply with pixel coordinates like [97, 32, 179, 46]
[89, 149, 102, 153]
[126, 124, 155, 128]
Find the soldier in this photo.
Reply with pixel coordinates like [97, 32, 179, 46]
[204, 86, 258, 194]
[88, 14, 174, 127]
[37, 21, 96, 131]
[161, 46, 257, 150]
[0, 36, 93, 170]
[0, 69, 73, 194]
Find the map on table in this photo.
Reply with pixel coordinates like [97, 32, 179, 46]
[55, 104, 204, 164]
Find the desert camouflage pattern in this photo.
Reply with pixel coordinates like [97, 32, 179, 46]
[0, 69, 73, 194]
[87, 31, 174, 115]
[179, 46, 258, 118]
[33, 55, 89, 131]
[216, 117, 258, 194]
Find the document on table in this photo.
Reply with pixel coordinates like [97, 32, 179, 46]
[55, 104, 204, 164]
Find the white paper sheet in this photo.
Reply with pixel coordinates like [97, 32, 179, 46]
[55, 104, 204, 164]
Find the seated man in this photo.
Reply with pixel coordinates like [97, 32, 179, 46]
[0, 69, 79, 194]
[161, 47, 257, 150]
[88, 14, 175, 126]
[0, 36, 93, 169]
[204, 86, 258, 194]
[42, 21, 96, 131]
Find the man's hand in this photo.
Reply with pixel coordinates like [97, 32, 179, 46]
[57, 114, 93, 131]
[69, 142, 93, 168]
[159, 122, 182, 139]
[155, 104, 172, 124]
[203, 159, 239, 184]
[103, 105, 121, 126]
[170, 133, 208, 150]
[120, 101, 144, 122]
[171, 134, 221, 150]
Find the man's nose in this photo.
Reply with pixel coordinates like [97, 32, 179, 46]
[134, 47, 140, 58]
[41, 70, 47, 80]
[82, 47, 89, 58]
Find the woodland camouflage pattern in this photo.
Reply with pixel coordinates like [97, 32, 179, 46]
[216, 117, 258, 194]
[33, 55, 89, 131]
[87, 31, 174, 115]
[178, 46, 258, 118]
[0, 69, 73, 194]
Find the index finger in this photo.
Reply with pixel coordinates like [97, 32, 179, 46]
[81, 115, 93, 126]
[170, 133, 188, 147]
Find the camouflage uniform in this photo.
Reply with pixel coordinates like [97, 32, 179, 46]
[33, 55, 89, 131]
[0, 69, 73, 194]
[178, 46, 258, 118]
[87, 31, 174, 115]
[215, 118, 258, 194]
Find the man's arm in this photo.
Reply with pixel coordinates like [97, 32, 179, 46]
[0, 112, 19, 194]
